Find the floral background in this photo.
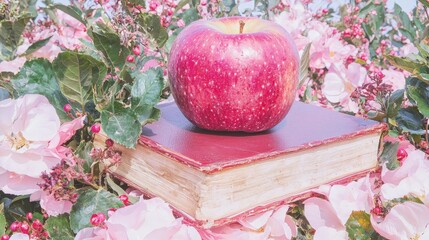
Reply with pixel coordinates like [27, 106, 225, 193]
[1, 0, 429, 239]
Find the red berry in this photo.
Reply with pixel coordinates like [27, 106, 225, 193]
[126, 55, 135, 63]
[149, 2, 157, 11]
[10, 222, 21, 232]
[1, 234, 9, 240]
[372, 206, 383, 215]
[20, 223, 30, 234]
[26, 212, 33, 220]
[32, 219, 43, 231]
[90, 213, 106, 226]
[63, 104, 72, 113]
[91, 123, 101, 133]
[397, 148, 408, 162]
[132, 46, 141, 55]
[105, 138, 114, 147]
[42, 231, 50, 238]
[119, 194, 129, 205]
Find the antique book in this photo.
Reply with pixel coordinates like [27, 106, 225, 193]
[95, 101, 385, 228]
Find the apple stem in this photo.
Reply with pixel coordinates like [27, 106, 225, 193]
[239, 20, 245, 34]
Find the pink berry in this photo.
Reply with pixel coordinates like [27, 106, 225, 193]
[90, 213, 106, 226]
[372, 206, 383, 215]
[397, 148, 408, 162]
[149, 2, 157, 11]
[26, 212, 33, 220]
[20, 223, 30, 234]
[119, 194, 129, 205]
[63, 104, 72, 113]
[105, 138, 114, 147]
[126, 55, 135, 63]
[91, 123, 101, 133]
[10, 222, 21, 232]
[132, 46, 141, 55]
[1, 234, 9, 240]
[32, 219, 43, 231]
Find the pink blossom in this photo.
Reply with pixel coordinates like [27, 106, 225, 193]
[304, 197, 347, 240]
[75, 197, 201, 240]
[400, 43, 418, 56]
[371, 202, 429, 240]
[201, 206, 296, 239]
[30, 191, 73, 216]
[273, 1, 310, 36]
[322, 63, 366, 105]
[0, 94, 84, 195]
[311, 37, 357, 69]
[381, 68, 406, 90]
[304, 177, 374, 239]
[380, 149, 429, 203]
[0, 57, 26, 74]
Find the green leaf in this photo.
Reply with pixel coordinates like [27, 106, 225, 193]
[419, 0, 429, 8]
[131, 68, 164, 109]
[106, 174, 127, 196]
[417, 42, 429, 59]
[396, 107, 425, 135]
[175, 0, 191, 13]
[53, 51, 107, 106]
[0, 203, 6, 235]
[399, 28, 414, 43]
[136, 13, 169, 48]
[11, 58, 70, 120]
[20, 36, 52, 56]
[345, 211, 374, 240]
[417, 73, 429, 84]
[70, 188, 123, 233]
[53, 4, 86, 25]
[130, 68, 164, 124]
[178, 8, 200, 25]
[386, 55, 424, 73]
[91, 28, 130, 70]
[0, 16, 31, 60]
[358, 2, 375, 18]
[298, 43, 311, 88]
[44, 214, 74, 240]
[386, 89, 405, 118]
[165, 28, 183, 53]
[76, 141, 94, 173]
[408, 85, 429, 117]
[101, 102, 142, 148]
[379, 141, 400, 170]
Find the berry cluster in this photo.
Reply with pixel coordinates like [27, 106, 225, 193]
[2, 213, 49, 240]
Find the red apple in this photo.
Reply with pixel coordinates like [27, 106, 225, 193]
[168, 16, 299, 132]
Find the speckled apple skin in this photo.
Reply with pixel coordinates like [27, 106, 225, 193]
[168, 16, 299, 132]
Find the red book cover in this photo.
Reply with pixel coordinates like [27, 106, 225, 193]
[140, 101, 385, 172]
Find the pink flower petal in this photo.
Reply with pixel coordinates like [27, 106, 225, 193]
[371, 202, 429, 240]
[172, 225, 202, 240]
[314, 226, 348, 240]
[49, 116, 86, 148]
[39, 191, 73, 216]
[19, 95, 60, 142]
[238, 210, 273, 230]
[328, 178, 372, 224]
[265, 206, 297, 239]
[303, 197, 343, 230]
[0, 169, 41, 195]
[9, 233, 30, 240]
